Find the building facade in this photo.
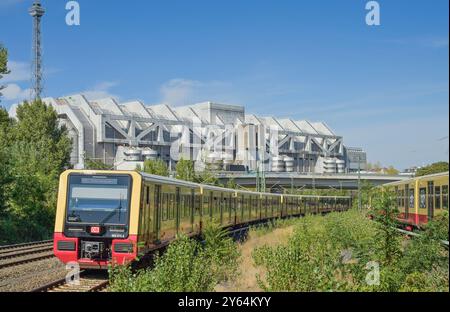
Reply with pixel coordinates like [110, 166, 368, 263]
[9, 94, 367, 173]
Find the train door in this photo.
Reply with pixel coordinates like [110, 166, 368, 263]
[175, 187, 180, 233]
[427, 181, 434, 220]
[219, 192, 224, 225]
[154, 184, 161, 242]
[403, 185, 408, 220]
[236, 194, 243, 224]
[144, 184, 152, 244]
[201, 190, 211, 225]
[193, 189, 201, 233]
[138, 185, 147, 248]
[246, 195, 251, 220]
[179, 187, 193, 234]
[231, 193, 237, 225]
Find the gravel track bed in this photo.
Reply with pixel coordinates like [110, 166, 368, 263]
[0, 257, 68, 292]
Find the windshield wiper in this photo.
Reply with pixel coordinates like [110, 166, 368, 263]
[99, 197, 123, 226]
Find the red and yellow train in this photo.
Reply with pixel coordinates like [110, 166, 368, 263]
[384, 171, 449, 228]
[53, 170, 352, 269]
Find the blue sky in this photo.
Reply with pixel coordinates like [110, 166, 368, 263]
[0, 0, 448, 170]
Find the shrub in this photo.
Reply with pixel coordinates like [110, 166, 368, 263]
[252, 210, 449, 292]
[109, 224, 240, 292]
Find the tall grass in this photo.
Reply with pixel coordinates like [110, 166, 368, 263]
[108, 223, 240, 292]
[252, 210, 449, 292]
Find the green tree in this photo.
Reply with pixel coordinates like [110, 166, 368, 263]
[0, 100, 72, 243]
[12, 100, 72, 174]
[371, 188, 401, 266]
[385, 166, 399, 175]
[194, 164, 221, 186]
[226, 178, 237, 189]
[0, 44, 10, 101]
[416, 162, 449, 177]
[85, 158, 111, 170]
[137, 159, 169, 177]
[0, 108, 12, 215]
[175, 157, 195, 182]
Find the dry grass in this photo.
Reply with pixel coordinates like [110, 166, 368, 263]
[215, 225, 294, 292]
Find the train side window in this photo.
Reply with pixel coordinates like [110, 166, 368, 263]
[169, 193, 175, 219]
[162, 193, 169, 221]
[419, 188, 426, 209]
[443, 186, 448, 210]
[435, 186, 441, 209]
[179, 195, 184, 218]
[202, 193, 210, 218]
[146, 186, 150, 205]
[409, 189, 415, 209]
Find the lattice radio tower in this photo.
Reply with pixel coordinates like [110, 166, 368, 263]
[29, 0, 45, 100]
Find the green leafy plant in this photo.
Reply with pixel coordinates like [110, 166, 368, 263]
[109, 224, 240, 292]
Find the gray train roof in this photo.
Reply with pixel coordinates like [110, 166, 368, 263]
[138, 172, 350, 199]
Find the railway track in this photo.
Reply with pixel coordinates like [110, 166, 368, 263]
[0, 245, 53, 260]
[31, 271, 109, 292]
[0, 240, 53, 252]
[0, 240, 54, 270]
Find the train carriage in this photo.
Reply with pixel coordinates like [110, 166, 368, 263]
[53, 170, 352, 269]
[384, 172, 449, 228]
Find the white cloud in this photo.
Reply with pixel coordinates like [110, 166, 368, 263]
[160, 78, 232, 106]
[2, 61, 30, 83]
[426, 37, 449, 48]
[81, 81, 120, 101]
[1, 83, 32, 102]
[384, 36, 449, 49]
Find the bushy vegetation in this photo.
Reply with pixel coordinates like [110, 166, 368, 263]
[108, 224, 240, 292]
[174, 157, 222, 186]
[0, 101, 72, 244]
[136, 159, 169, 177]
[416, 162, 448, 177]
[85, 158, 111, 170]
[249, 217, 300, 237]
[0, 44, 9, 99]
[252, 208, 449, 292]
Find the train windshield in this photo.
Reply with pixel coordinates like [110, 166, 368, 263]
[66, 175, 131, 225]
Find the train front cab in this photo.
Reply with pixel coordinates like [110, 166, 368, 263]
[53, 170, 142, 269]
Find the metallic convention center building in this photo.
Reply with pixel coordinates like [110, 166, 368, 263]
[9, 94, 367, 173]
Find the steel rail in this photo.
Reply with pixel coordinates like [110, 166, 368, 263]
[395, 227, 449, 248]
[0, 246, 53, 261]
[0, 242, 53, 256]
[0, 240, 53, 252]
[30, 270, 109, 292]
